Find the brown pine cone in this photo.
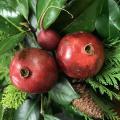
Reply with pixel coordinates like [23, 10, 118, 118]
[72, 84, 104, 119]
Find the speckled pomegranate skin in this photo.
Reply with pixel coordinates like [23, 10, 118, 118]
[37, 29, 60, 50]
[10, 48, 58, 93]
[56, 32, 105, 79]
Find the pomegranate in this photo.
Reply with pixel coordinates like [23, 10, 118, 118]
[37, 29, 60, 50]
[10, 48, 58, 93]
[37, 7, 60, 50]
[56, 32, 105, 79]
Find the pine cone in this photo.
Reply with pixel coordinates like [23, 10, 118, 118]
[72, 84, 104, 119]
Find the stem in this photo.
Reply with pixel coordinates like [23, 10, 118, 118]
[40, 5, 74, 30]
[19, 43, 24, 50]
[40, 94, 44, 115]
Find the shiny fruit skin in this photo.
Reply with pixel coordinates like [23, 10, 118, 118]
[10, 48, 58, 93]
[56, 32, 105, 79]
[37, 29, 60, 50]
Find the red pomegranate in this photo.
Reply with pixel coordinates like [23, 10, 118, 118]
[37, 29, 60, 50]
[10, 48, 58, 93]
[56, 32, 105, 79]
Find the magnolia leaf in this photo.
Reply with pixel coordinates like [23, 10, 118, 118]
[36, 0, 67, 29]
[0, 0, 25, 34]
[109, 0, 120, 31]
[16, 0, 29, 20]
[44, 114, 60, 120]
[61, 0, 104, 33]
[49, 78, 79, 105]
[0, 32, 25, 55]
[29, 0, 37, 14]
[52, 0, 104, 34]
[95, 0, 120, 39]
[14, 99, 40, 120]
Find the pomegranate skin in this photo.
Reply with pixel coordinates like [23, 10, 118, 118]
[37, 29, 60, 50]
[56, 32, 105, 79]
[10, 48, 58, 93]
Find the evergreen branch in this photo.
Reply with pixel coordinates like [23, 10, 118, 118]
[86, 78, 120, 100]
[95, 66, 120, 89]
[1, 85, 27, 109]
[90, 89, 120, 120]
[105, 38, 120, 66]
[104, 37, 120, 48]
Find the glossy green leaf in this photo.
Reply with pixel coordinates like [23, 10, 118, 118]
[44, 114, 60, 120]
[109, 0, 120, 31]
[36, 0, 67, 29]
[49, 78, 79, 105]
[61, 0, 104, 33]
[0, 0, 25, 34]
[16, 0, 29, 20]
[52, 0, 93, 31]
[0, 32, 25, 55]
[96, 15, 120, 39]
[52, 0, 104, 34]
[0, 16, 22, 34]
[95, 0, 120, 39]
[14, 99, 40, 120]
[29, 0, 37, 14]
[95, 15, 109, 38]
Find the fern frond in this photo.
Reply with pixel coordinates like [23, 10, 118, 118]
[106, 48, 120, 66]
[1, 85, 27, 109]
[90, 89, 120, 120]
[95, 66, 120, 89]
[86, 78, 120, 100]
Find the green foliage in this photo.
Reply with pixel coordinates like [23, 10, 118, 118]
[96, 0, 120, 39]
[0, 31, 12, 85]
[49, 78, 79, 105]
[44, 114, 60, 120]
[14, 99, 40, 120]
[16, 0, 29, 20]
[0, 32, 25, 55]
[109, 0, 120, 31]
[0, 105, 4, 120]
[0, 0, 25, 34]
[86, 36, 120, 101]
[3, 109, 15, 120]
[0, 32, 10, 41]
[1, 85, 27, 109]
[91, 90, 120, 120]
[36, 0, 67, 29]
[64, 105, 94, 120]
[0, 0, 120, 120]
[52, 0, 105, 34]
[87, 79, 120, 100]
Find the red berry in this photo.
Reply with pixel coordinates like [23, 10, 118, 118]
[56, 32, 105, 79]
[37, 29, 60, 50]
[10, 48, 58, 93]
